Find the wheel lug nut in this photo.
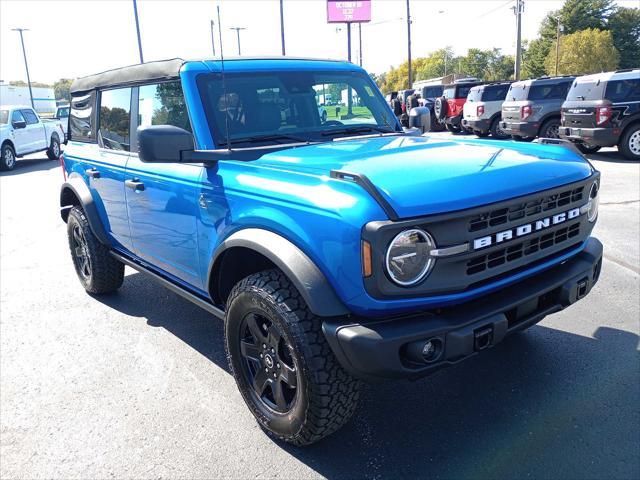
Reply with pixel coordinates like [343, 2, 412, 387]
[265, 368, 268, 372]
[276, 363, 280, 369]
[273, 373, 277, 378]
[262, 344, 266, 349]
[271, 348, 275, 354]
[259, 353, 263, 358]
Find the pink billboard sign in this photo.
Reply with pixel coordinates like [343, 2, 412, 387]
[327, 0, 371, 23]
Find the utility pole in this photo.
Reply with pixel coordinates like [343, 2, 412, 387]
[279, 0, 286, 55]
[132, 0, 144, 63]
[358, 23, 363, 66]
[555, 17, 562, 76]
[210, 20, 216, 56]
[230, 27, 246, 56]
[513, 0, 524, 80]
[406, 0, 412, 87]
[11, 28, 34, 109]
[346, 23, 352, 62]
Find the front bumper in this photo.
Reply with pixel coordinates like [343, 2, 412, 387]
[559, 126, 618, 147]
[323, 237, 603, 382]
[462, 118, 491, 133]
[500, 120, 538, 138]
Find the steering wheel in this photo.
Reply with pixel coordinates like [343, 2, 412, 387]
[323, 120, 344, 127]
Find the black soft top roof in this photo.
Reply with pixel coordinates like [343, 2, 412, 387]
[70, 58, 185, 95]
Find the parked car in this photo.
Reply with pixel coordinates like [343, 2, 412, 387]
[397, 88, 415, 114]
[0, 105, 65, 171]
[54, 104, 70, 140]
[560, 69, 640, 159]
[434, 80, 484, 133]
[462, 81, 512, 139]
[414, 84, 445, 131]
[60, 57, 602, 446]
[501, 76, 575, 141]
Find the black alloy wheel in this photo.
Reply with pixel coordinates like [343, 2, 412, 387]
[71, 222, 92, 280]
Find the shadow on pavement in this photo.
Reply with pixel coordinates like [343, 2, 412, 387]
[98, 271, 640, 480]
[587, 150, 637, 164]
[0, 156, 60, 176]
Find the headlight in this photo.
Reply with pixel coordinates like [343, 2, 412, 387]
[587, 181, 599, 222]
[385, 229, 435, 286]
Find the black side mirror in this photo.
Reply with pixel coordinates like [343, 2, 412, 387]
[137, 125, 194, 162]
[12, 120, 27, 129]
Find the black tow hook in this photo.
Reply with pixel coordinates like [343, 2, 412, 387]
[474, 326, 494, 351]
[576, 277, 589, 299]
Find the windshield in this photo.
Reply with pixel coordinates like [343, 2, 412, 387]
[197, 70, 398, 146]
[421, 86, 443, 98]
[506, 83, 528, 101]
[0, 110, 8, 124]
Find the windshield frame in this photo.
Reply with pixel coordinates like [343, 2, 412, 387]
[196, 69, 400, 148]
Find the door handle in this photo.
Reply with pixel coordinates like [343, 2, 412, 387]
[125, 179, 145, 192]
[85, 168, 100, 179]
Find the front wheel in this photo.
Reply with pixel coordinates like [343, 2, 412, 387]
[0, 143, 16, 171]
[47, 134, 61, 160]
[618, 124, 640, 161]
[225, 269, 360, 446]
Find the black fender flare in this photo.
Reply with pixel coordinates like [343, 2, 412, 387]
[59, 174, 111, 246]
[209, 228, 350, 317]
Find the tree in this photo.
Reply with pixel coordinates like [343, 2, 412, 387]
[9, 80, 51, 88]
[608, 7, 640, 69]
[545, 28, 619, 75]
[458, 48, 514, 81]
[54, 78, 73, 102]
[539, 0, 614, 40]
[522, 38, 552, 79]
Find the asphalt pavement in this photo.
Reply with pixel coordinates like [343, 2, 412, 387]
[1, 139, 638, 479]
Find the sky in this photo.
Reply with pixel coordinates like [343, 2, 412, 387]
[0, 0, 637, 85]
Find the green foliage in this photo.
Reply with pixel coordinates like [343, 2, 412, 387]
[53, 78, 73, 102]
[608, 7, 640, 69]
[539, 0, 614, 40]
[522, 38, 552, 79]
[458, 48, 514, 81]
[545, 28, 619, 75]
[8, 80, 51, 88]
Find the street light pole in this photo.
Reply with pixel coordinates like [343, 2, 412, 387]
[132, 0, 144, 63]
[229, 27, 246, 56]
[555, 17, 562, 76]
[11, 28, 34, 110]
[358, 23, 363, 66]
[210, 20, 216, 56]
[406, 0, 412, 88]
[279, 0, 286, 55]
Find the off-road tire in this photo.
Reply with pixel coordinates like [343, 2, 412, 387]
[512, 135, 534, 142]
[225, 269, 360, 446]
[446, 123, 462, 133]
[475, 131, 490, 138]
[67, 206, 124, 294]
[575, 143, 601, 154]
[0, 143, 16, 171]
[618, 124, 640, 161]
[539, 118, 561, 139]
[46, 134, 61, 160]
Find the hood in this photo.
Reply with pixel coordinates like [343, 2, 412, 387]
[254, 136, 593, 219]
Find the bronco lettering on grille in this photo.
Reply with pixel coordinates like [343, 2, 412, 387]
[473, 207, 582, 250]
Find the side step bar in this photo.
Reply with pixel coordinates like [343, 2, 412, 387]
[110, 251, 225, 320]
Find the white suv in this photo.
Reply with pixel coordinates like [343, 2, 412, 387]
[462, 82, 512, 139]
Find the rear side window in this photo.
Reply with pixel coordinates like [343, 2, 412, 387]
[483, 85, 510, 102]
[422, 86, 443, 98]
[99, 87, 131, 151]
[528, 82, 571, 101]
[467, 88, 483, 102]
[605, 79, 640, 103]
[138, 82, 191, 132]
[70, 92, 96, 142]
[507, 83, 528, 101]
[21, 109, 39, 124]
[443, 87, 455, 99]
[57, 107, 70, 118]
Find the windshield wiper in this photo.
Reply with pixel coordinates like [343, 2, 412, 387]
[320, 125, 396, 137]
[230, 133, 313, 145]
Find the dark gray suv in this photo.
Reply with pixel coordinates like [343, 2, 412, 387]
[501, 76, 575, 141]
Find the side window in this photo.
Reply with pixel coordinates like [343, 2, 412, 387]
[11, 110, 26, 124]
[99, 87, 131, 151]
[70, 92, 96, 142]
[138, 82, 191, 131]
[605, 79, 640, 103]
[21, 109, 39, 124]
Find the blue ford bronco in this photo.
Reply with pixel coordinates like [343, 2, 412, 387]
[60, 58, 603, 445]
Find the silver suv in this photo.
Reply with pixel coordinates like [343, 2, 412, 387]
[501, 76, 575, 141]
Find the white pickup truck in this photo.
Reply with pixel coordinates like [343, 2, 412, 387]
[0, 105, 65, 171]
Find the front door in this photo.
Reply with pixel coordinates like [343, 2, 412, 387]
[20, 108, 46, 151]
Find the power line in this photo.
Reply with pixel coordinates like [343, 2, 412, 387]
[478, 0, 514, 19]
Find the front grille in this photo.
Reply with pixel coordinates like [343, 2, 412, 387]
[467, 222, 581, 275]
[469, 186, 584, 233]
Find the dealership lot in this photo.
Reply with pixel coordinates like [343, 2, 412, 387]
[1, 140, 638, 479]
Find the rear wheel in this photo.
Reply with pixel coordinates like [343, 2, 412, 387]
[225, 269, 360, 446]
[46, 134, 61, 160]
[0, 143, 16, 171]
[512, 135, 534, 142]
[540, 118, 561, 139]
[618, 124, 640, 161]
[446, 123, 462, 134]
[490, 117, 509, 140]
[67, 206, 124, 294]
[575, 143, 601, 154]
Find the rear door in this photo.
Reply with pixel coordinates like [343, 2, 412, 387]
[124, 82, 203, 288]
[20, 108, 46, 151]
